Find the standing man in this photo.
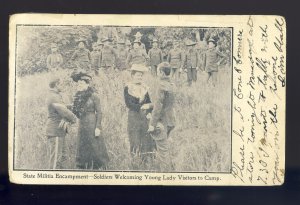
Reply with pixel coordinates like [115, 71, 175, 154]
[203, 38, 227, 87]
[99, 37, 118, 72]
[148, 39, 163, 76]
[148, 62, 176, 172]
[71, 40, 91, 71]
[167, 40, 184, 85]
[126, 39, 149, 68]
[116, 39, 129, 71]
[134, 32, 146, 52]
[46, 77, 77, 169]
[90, 42, 101, 75]
[126, 40, 132, 52]
[183, 40, 200, 86]
[46, 43, 63, 72]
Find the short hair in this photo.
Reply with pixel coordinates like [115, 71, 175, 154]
[131, 70, 143, 77]
[161, 67, 171, 76]
[49, 77, 60, 88]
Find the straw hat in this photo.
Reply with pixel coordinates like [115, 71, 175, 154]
[129, 64, 148, 72]
[185, 39, 197, 46]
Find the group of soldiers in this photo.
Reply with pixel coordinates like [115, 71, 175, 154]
[47, 31, 227, 86]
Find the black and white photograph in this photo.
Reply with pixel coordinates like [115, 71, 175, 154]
[8, 14, 285, 185]
[13, 24, 232, 173]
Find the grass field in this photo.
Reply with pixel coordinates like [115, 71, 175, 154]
[14, 66, 231, 172]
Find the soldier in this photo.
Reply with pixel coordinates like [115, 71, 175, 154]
[116, 39, 128, 71]
[46, 43, 63, 72]
[71, 40, 91, 71]
[203, 38, 227, 87]
[126, 39, 132, 52]
[126, 39, 149, 68]
[134, 32, 146, 52]
[46, 77, 77, 169]
[148, 38, 163, 76]
[183, 40, 200, 86]
[148, 62, 175, 172]
[90, 42, 101, 75]
[99, 37, 118, 72]
[167, 40, 184, 85]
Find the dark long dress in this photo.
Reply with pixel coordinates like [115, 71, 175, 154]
[124, 83, 156, 160]
[75, 93, 109, 170]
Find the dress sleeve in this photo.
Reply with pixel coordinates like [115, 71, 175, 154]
[93, 94, 102, 129]
[124, 86, 141, 112]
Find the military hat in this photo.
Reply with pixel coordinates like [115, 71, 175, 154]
[126, 40, 131, 46]
[129, 64, 148, 72]
[185, 40, 197, 46]
[97, 39, 104, 45]
[71, 70, 92, 82]
[133, 39, 141, 45]
[152, 38, 158, 43]
[50, 43, 58, 48]
[134, 32, 143, 37]
[101, 37, 110, 43]
[76, 38, 87, 44]
[117, 39, 126, 44]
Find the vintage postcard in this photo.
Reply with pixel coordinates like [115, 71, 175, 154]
[8, 14, 286, 185]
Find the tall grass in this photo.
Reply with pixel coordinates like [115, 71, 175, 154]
[15, 67, 231, 172]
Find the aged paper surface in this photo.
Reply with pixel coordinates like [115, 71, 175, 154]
[9, 14, 286, 185]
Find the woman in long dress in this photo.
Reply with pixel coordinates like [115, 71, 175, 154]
[124, 64, 155, 168]
[71, 71, 109, 170]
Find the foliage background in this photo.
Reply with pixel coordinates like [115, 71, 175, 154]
[16, 26, 232, 76]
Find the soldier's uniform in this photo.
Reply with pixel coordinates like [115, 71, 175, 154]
[47, 43, 63, 72]
[134, 32, 146, 52]
[99, 38, 118, 71]
[90, 44, 101, 75]
[148, 40, 163, 76]
[46, 80, 77, 169]
[126, 45, 149, 68]
[116, 40, 128, 71]
[47, 53, 63, 72]
[183, 40, 200, 86]
[149, 62, 176, 171]
[203, 39, 226, 86]
[167, 44, 184, 84]
[71, 48, 91, 71]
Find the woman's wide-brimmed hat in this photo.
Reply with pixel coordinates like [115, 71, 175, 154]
[101, 37, 110, 43]
[129, 64, 148, 73]
[208, 37, 217, 45]
[158, 62, 171, 73]
[185, 39, 197, 46]
[71, 70, 92, 82]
